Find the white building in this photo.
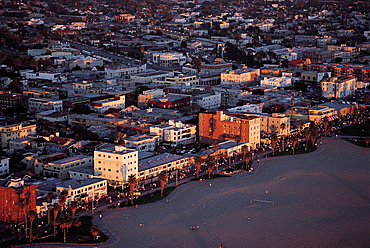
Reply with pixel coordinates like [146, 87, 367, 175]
[105, 64, 146, 80]
[193, 93, 222, 110]
[138, 89, 165, 108]
[321, 77, 357, 99]
[28, 98, 63, 113]
[0, 123, 37, 148]
[90, 95, 125, 114]
[152, 74, 199, 85]
[138, 153, 190, 180]
[150, 120, 197, 147]
[260, 76, 292, 88]
[150, 52, 187, 66]
[25, 72, 67, 83]
[0, 156, 9, 176]
[55, 178, 107, 202]
[40, 155, 93, 180]
[94, 146, 139, 183]
[122, 134, 161, 152]
[227, 103, 264, 114]
[221, 68, 260, 84]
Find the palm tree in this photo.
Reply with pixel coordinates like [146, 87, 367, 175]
[127, 174, 137, 204]
[302, 127, 311, 150]
[280, 123, 286, 136]
[57, 213, 73, 243]
[194, 155, 203, 179]
[17, 197, 26, 224]
[158, 171, 167, 198]
[52, 203, 61, 236]
[322, 116, 330, 136]
[47, 191, 54, 203]
[58, 190, 68, 210]
[69, 201, 78, 218]
[365, 136, 370, 147]
[90, 224, 100, 241]
[290, 134, 299, 154]
[241, 145, 249, 170]
[270, 132, 278, 155]
[28, 210, 37, 243]
[205, 155, 215, 179]
[72, 218, 81, 229]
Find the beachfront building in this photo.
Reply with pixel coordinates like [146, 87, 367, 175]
[94, 145, 139, 183]
[199, 110, 261, 149]
[138, 153, 190, 180]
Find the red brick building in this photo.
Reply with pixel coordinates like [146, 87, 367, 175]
[148, 95, 190, 110]
[199, 111, 261, 148]
[0, 91, 22, 115]
[0, 178, 37, 223]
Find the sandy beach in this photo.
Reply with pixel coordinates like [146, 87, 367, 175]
[102, 137, 370, 248]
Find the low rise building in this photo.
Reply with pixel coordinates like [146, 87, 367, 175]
[221, 68, 260, 85]
[55, 178, 107, 202]
[260, 76, 292, 88]
[138, 153, 190, 180]
[193, 93, 222, 110]
[321, 77, 357, 99]
[0, 178, 37, 223]
[150, 120, 197, 147]
[28, 98, 63, 113]
[0, 122, 37, 148]
[0, 156, 10, 176]
[41, 155, 93, 180]
[122, 134, 161, 152]
[199, 110, 261, 149]
[149, 52, 187, 66]
[90, 95, 126, 114]
[94, 145, 139, 184]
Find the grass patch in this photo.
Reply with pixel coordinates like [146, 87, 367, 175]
[339, 120, 370, 137]
[111, 187, 177, 209]
[190, 174, 231, 181]
[2, 216, 108, 248]
[267, 143, 317, 157]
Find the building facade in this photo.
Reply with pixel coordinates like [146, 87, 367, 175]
[199, 111, 261, 149]
[94, 146, 139, 183]
[28, 98, 63, 113]
[221, 68, 260, 84]
[321, 77, 357, 99]
[0, 178, 37, 223]
[90, 95, 126, 114]
[0, 123, 37, 148]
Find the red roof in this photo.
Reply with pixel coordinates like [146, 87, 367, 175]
[288, 59, 304, 66]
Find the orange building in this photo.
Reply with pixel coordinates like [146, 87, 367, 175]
[0, 178, 37, 223]
[199, 111, 261, 149]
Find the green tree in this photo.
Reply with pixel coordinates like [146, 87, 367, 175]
[90, 224, 100, 241]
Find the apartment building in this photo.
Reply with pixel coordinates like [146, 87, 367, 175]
[138, 153, 190, 180]
[40, 155, 93, 179]
[55, 178, 107, 202]
[122, 134, 161, 152]
[28, 98, 63, 113]
[260, 77, 292, 88]
[0, 178, 37, 223]
[149, 52, 187, 66]
[193, 93, 222, 110]
[199, 110, 261, 149]
[0, 122, 37, 148]
[94, 145, 139, 183]
[221, 68, 260, 84]
[90, 95, 126, 114]
[104, 64, 146, 80]
[0, 156, 9, 176]
[321, 77, 357, 99]
[251, 113, 290, 135]
[150, 120, 197, 147]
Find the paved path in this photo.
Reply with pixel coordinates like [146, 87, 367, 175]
[17, 137, 370, 247]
